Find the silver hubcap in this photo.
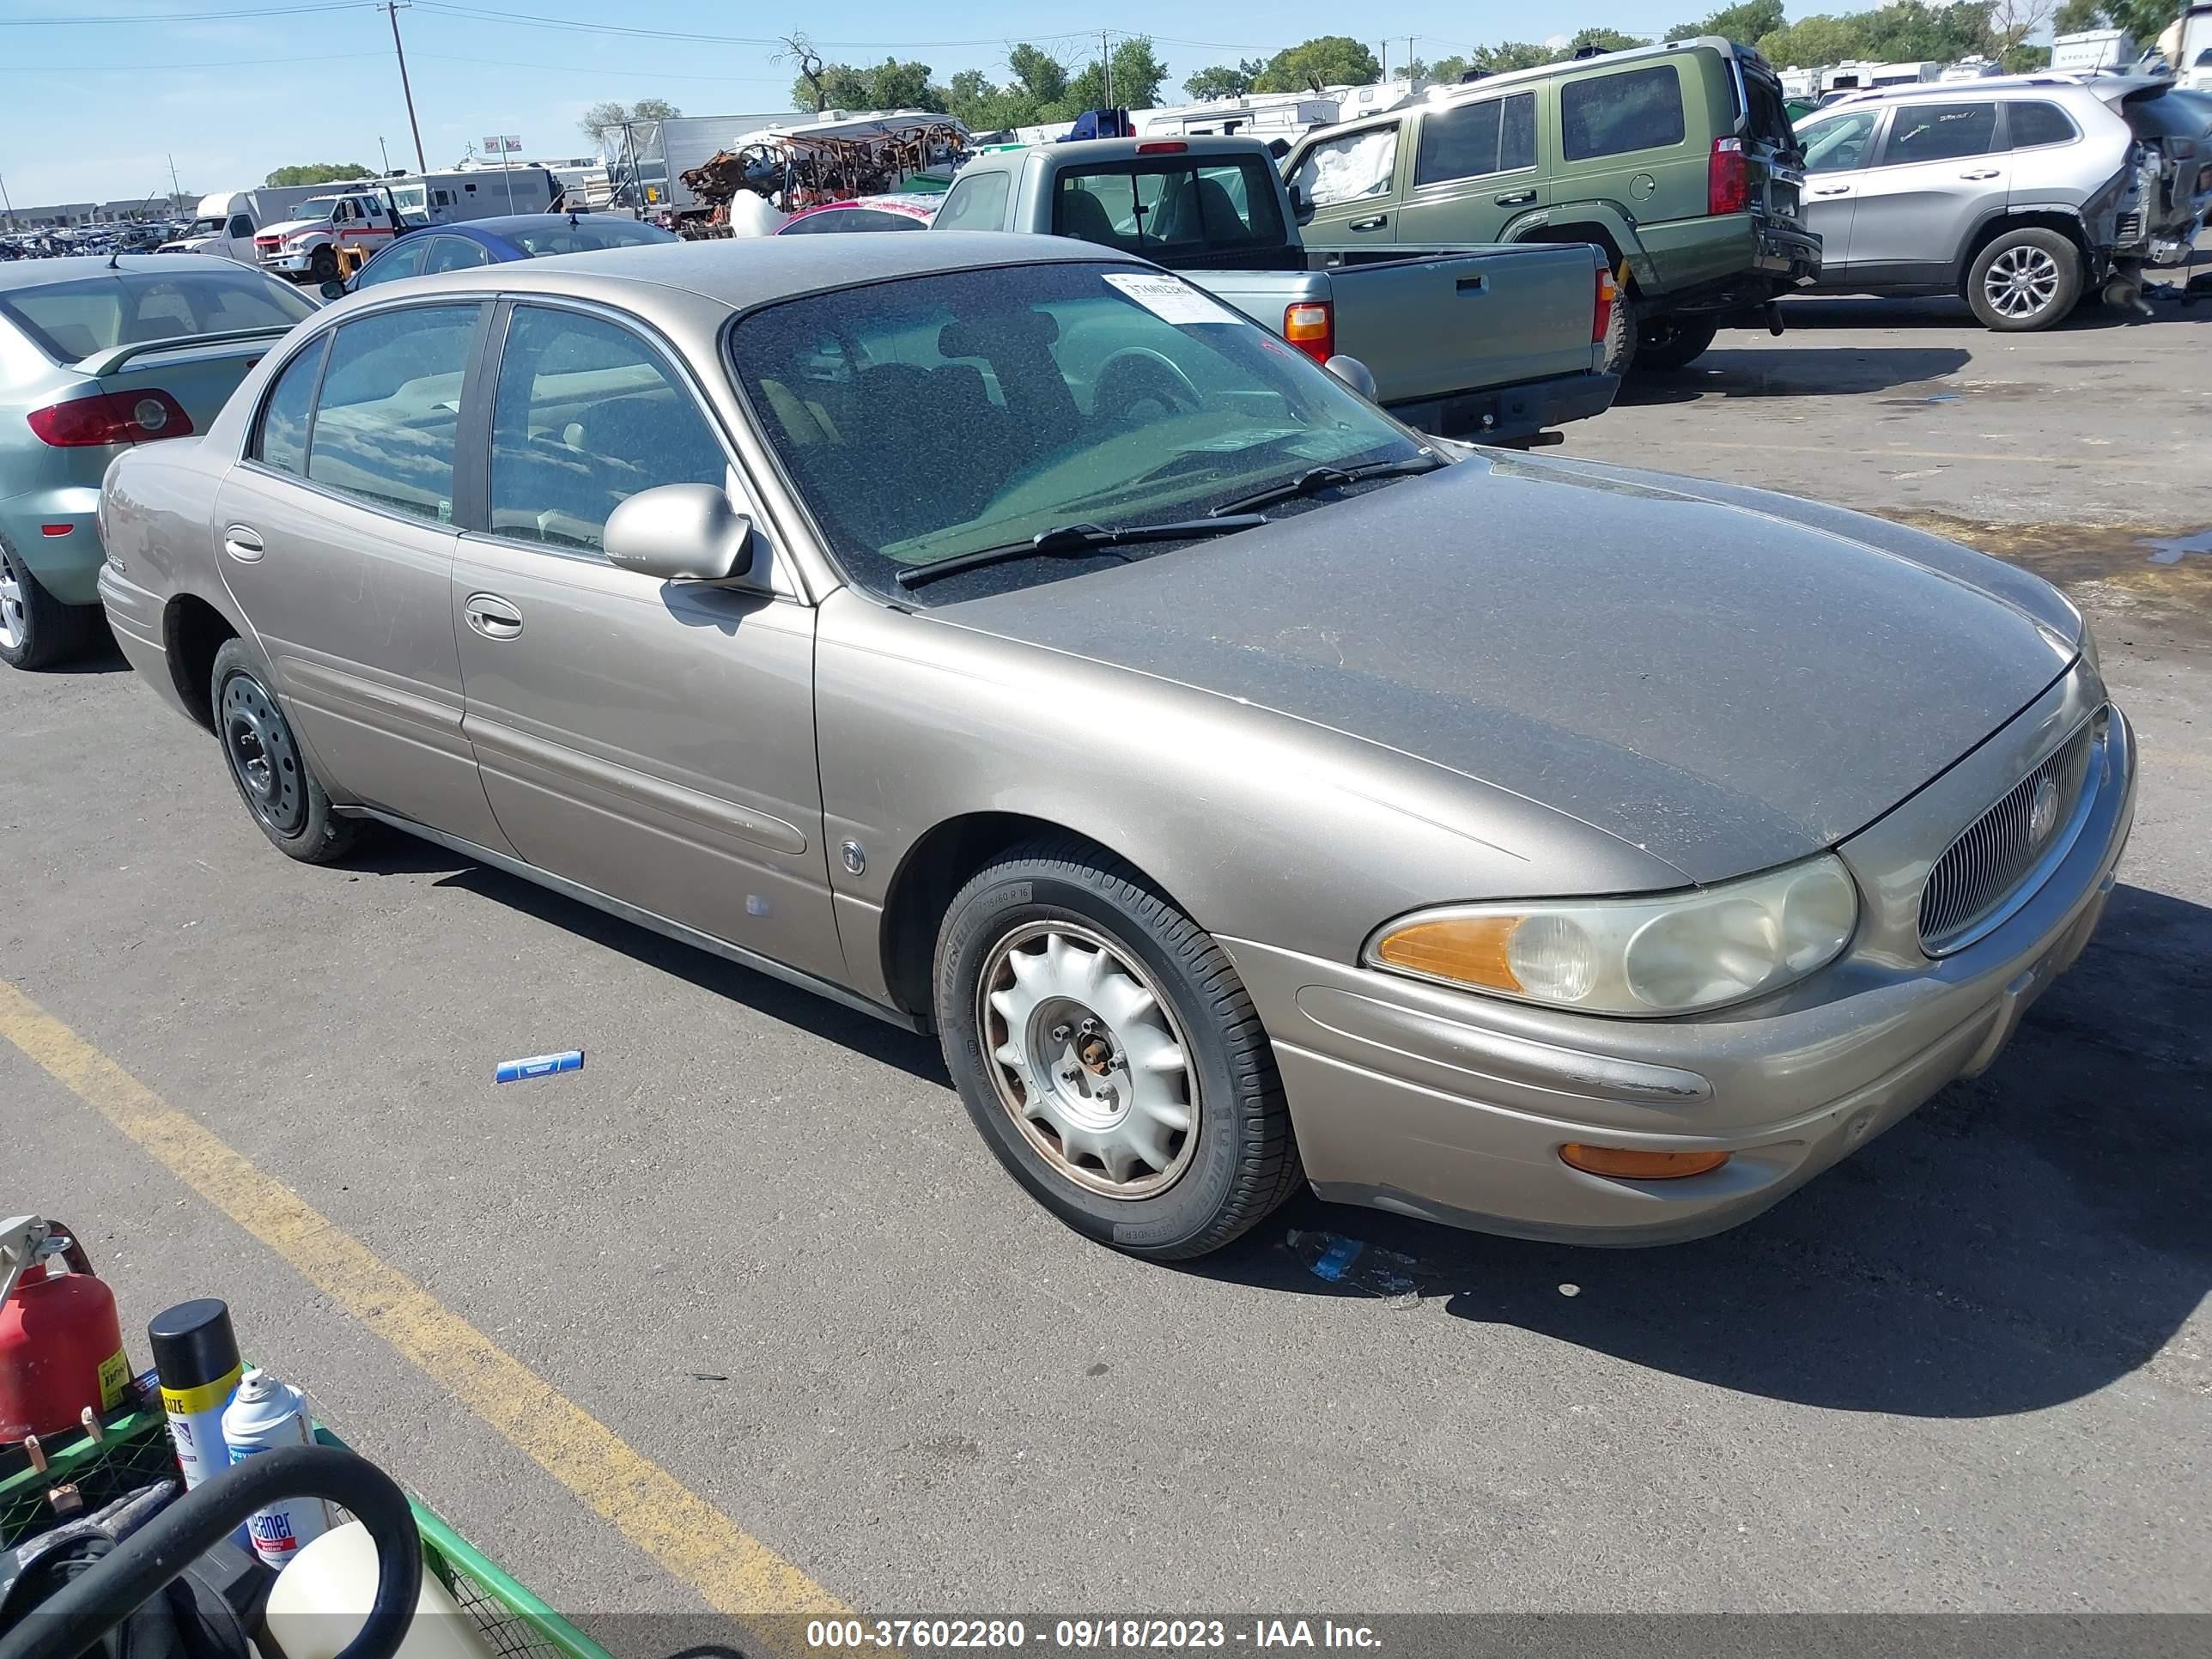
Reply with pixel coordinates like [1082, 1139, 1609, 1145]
[1984, 246, 2061, 318]
[0, 551, 27, 653]
[977, 921, 1197, 1199]
[220, 673, 306, 836]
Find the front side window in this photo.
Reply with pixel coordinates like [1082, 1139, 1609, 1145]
[306, 304, 482, 522]
[421, 236, 495, 274]
[1054, 160, 1284, 252]
[1884, 101, 1998, 165]
[933, 173, 1010, 232]
[2008, 100, 2078, 149]
[1293, 125, 1400, 208]
[253, 335, 328, 477]
[1799, 108, 1880, 173]
[729, 261, 1423, 601]
[353, 237, 431, 289]
[1560, 64, 1687, 161]
[488, 307, 728, 553]
[1415, 93, 1536, 186]
[228, 214, 254, 239]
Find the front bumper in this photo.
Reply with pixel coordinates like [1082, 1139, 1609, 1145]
[1222, 673, 2136, 1247]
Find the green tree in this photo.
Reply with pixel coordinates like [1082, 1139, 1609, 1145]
[1426, 53, 1471, 81]
[1470, 41, 1556, 74]
[1755, 15, 1871, 66]
[790, 58, 947, 113]
[1063, 37, 1169, 112]
[2106, 0, 2182, 39]
[264, 162, 372, 187]
[1185, 58, 1264, 100]
[2053, 0, 2106, 27]
[1568, 27, 1651, 53]
[1254, 35, 1382, 93]
[1006, 42, 1070, 107]
[1672, 1, 1789, 40]
[579, 98, 681, 146]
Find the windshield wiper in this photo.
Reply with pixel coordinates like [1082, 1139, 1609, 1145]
[1208, 453, 1448, 518]
[893, 514, 1270, 591]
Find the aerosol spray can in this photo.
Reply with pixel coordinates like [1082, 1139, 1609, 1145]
[222, 1366, 335, 1569]
[147, 1299, 243, 1491]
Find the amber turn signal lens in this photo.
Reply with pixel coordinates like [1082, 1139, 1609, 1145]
[1371, 915, 1522, 992]
[1559, 1144, 1730, 1180]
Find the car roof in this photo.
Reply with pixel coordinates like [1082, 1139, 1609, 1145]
[370, 230, 1136, 308]
[1419, 33, 1743, 109]
[1824, 72, 2165, 108]
[0, 252, 258, 295]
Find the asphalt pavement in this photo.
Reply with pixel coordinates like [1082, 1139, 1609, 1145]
[3, 289, 2207, 1649]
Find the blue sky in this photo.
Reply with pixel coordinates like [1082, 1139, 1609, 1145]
[2, 0, 1706, 206]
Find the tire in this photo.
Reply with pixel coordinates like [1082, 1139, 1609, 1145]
[933, 837, 1304, 1261]
[1633, 314, 1719, 372]
[0, 532, 103, 672]
[1600, 286, 1638, 378]
[1966, 227, 2081, 331]
[307, 246, 340, 285]
[210, 638, 357, 864]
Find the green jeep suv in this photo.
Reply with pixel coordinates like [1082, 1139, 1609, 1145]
[1285, 36, 1820, 372]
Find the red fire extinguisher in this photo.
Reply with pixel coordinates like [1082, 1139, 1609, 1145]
[2, 1215, 131, 1444]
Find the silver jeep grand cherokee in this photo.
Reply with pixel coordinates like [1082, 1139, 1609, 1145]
[1796, 72, 2211, 329]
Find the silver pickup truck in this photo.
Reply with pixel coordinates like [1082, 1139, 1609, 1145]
[932, 135, 1620, 442]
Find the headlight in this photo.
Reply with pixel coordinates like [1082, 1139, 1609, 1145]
[1364, 854, 1859, 1018]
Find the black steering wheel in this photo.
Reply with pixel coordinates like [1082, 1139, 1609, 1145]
[1091, 348, 1203, 426]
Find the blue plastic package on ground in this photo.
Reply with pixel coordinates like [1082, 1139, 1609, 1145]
[495, 1050, 584, 1084]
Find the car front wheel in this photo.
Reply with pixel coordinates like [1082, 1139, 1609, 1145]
[210, 638, 357, 863]
[1966, 228, 2081, 331]
[933, 838, 1303, 1260]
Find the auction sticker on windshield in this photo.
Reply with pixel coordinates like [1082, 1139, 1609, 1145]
[1103, 271, 1243, 326]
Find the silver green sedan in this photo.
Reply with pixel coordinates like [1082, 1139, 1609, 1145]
[1, 255, 313, 668]
[98, 237, 2134, 1260]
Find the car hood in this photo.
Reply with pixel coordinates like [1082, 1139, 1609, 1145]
[939, 451, 2079, 884]
[258, 218, 328, 239]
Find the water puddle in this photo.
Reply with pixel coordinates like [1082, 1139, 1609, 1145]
[2145, 529, 2212, 565]
[1886, 513, 2212, 628]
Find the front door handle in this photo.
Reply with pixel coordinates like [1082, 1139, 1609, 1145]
[1348, 214, 1388, 231]
[464, 592, 523, 641]
[1959, 168, 2002, 179]
[221, 525, 264, 562]
[1810, 185, 1852, 196]
[1494, 189, 1536, 205]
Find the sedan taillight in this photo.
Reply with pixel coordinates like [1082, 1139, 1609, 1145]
[27, 390, 194, 447]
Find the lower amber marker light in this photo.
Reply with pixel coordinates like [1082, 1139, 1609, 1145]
[1559, 1144, 1730, 1180]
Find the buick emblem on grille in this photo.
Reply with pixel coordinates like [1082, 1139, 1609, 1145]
[2029, 775, 2061, 844]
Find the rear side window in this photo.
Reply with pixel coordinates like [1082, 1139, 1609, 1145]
[1884, 102, 1998, 164]
[1416, 93, 1536, 185]
[488, 306, 728, 553]
[306, 304, 481, 523]
[1560, 64, 1686, 161]
[253, 336, 327, 477]
[228, 214, 254, 238]
[0, 269, 310, 362]
[934, 173, 1010, 232]
[2008, 101, 2077, 149]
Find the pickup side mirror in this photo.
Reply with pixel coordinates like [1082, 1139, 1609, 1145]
[604, 483, 759, 586]
[1287, 183, 1315, 227]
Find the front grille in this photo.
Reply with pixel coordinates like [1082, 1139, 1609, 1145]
[1918, 719, 2099, 954]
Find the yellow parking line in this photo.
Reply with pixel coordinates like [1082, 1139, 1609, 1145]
[0, 978, 848, 1640]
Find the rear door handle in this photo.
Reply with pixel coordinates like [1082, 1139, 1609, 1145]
[221, 525, 264, 562]
[1348, 215, 1388, 231]
[1455, 275, 1486, 295]
[1494, 189, 1536, 205]
[464, 592, 523, 641]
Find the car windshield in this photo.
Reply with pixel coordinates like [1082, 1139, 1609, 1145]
[502, 219, 678, 256]
[298, 197, 346, 217]
[180, 217, 228, 238]
[0, 267, 313, 363]
[727, 260, 1423, 599]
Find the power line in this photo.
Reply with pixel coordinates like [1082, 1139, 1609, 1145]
[1, 3, 372, 23]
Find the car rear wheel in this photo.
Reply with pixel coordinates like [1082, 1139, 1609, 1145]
[1966, 228, 2081, 331]
[933, 838, 1303, 1260]
[210, 638, 357, 863]
[1600, 288, 1638, 377]
[1634, 314, 1719, 372]
[0, 534, 103, 672]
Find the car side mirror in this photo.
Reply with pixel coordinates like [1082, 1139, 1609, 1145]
[1323, 354, 1376, 400]
[1287, 183, 1315, 227]
[319, 279, 348, 300]
[604, 483, 758, 586]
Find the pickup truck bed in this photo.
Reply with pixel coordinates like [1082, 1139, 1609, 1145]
[931, 135, 1618, 441]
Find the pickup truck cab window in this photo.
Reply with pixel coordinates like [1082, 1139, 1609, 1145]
[933, 172, 1010, 232]
[1053, 159, 1285, 253]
